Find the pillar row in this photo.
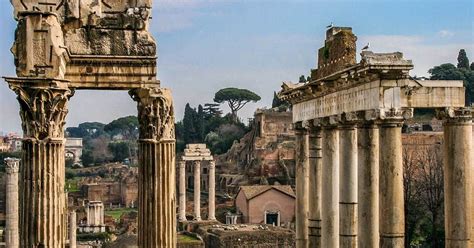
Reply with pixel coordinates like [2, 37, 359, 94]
[69, 211, 76, 248]
[178, 161, 186, 221]
[194, 161, 202, 221]
[357, 123, 380, 248]
[208, 161, 216, 221]
[339, 125, 358, 248]
[441, 108, 473, 247]
[131, 87, 177, 248]
[5, 158, 20, 248]
[308, 127, 322, 248]
[321, 126, 340, 248]
[379, 119, 405, 248]
[295, 127, 309, 248]
[7, 81, 73, 247]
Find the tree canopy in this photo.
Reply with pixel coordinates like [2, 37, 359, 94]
[214, 87, 261, 122]
[429, 59, 474, 105]
[457, 49, 470, 69]
[104, 116, 138, 139]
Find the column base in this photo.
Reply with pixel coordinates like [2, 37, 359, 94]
[380, 234, 404, 248]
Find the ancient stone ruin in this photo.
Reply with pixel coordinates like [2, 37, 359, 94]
[4, 1, 176, 247]
[179, 144, 216, 222]
[279, 27, 473, 248]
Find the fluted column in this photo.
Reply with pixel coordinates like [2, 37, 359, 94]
[178, 161, 187, 221]
[308, 126, 322, 248]
[6, 80, 73, 247]
[357, 122, 380, 248]
[439, 108, 473, 247]
[130, 87, 176, 248]
[69, 211, 76, 248]
[5, 158, 20, 248]
[379, 109, 410, 248]
[321, 124, 340, 248]
[295, 126, 309, 248]
[208, 160, 216, 220]
[193, 161, 202, 221]
[339, 124, 358, 247]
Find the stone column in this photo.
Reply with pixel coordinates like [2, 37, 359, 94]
[308, 126, 322, 248]
[7, 79, 73, 247]
[295, 127, 309, 248]
[208, 160, 216, 220]
[321, 125, 340, 248]
[379, 110, 409, 248]
[178, 161, 187, 221]
[69, 211, 77, 248]
[357, 122, 380, 248]
[440, 108, 473, 247]
[130, 87, 176, 248]
[5, 158, 20, 248]
[194, 161, 202, 221]
[339, 124, 358, 247]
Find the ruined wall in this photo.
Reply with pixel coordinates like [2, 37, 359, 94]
[216, 110, 296, 190]
[206, 229, 295, 248]
[311, 27, 357, 80]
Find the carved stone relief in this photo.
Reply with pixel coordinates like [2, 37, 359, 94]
[130, 88, 175, 141]
[9, 84, 74, 140]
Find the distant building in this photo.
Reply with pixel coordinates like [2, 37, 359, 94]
[79, 201, 106, 233]
[65, 138, 83, 165]
[235, 185, 295, 227]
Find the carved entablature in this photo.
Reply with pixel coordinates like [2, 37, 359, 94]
[10, 0, 158, 88]
[6, 79, 74, 140]
[12, 13, 68, 79]
[436, 107, 473, 124]
[130, 87, 175, 141]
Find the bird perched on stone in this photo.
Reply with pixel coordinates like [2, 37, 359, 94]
[362, 42, 370, 50]
[326, 22, 333, 29]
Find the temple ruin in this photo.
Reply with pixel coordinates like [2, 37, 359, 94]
[279, 27, 473, 248]
[4, 0, 176, 247]
[179, 144, 216, 221]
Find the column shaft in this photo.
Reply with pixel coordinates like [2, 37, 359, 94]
[295, 128, 309, 248]
[20, 140, 67, 247]
[138, 141, 176, 247]
[178, 161, 186, 221]
[339, 126, 358, 247]
[7, 82, 73, 247]
[69, 211, 76, 248]
[357, 124, 380, 248]
[379, 121, 405, 248]
[5, 158, 20, 248]
[443, 115, 472, 247]
[308, 127, 322, 248]
[131, 87, 176, 247]
[322, 127, 340, 248]
[194, 161, 202, 221]
[208, 161, 216, 220]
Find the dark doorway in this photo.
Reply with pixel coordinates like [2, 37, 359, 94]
[266, 212, 279, 226]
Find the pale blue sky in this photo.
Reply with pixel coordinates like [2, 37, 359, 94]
[1, 0, 473, 133]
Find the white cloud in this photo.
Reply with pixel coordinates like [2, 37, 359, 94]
[437, 30, 455, 38]
[358, 34, 472, 77]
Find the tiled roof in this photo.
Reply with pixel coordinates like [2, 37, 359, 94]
[238, 185, 295, 200]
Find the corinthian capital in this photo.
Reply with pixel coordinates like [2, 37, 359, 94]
[129, 87, 175, 141]
[7, 79, 74, 141]
[5, 158, 20, 174]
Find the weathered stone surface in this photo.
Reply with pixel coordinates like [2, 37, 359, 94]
[5, 158, 20, 248]
[12, 14, 67, 79]
[130, 87, 177, 247]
